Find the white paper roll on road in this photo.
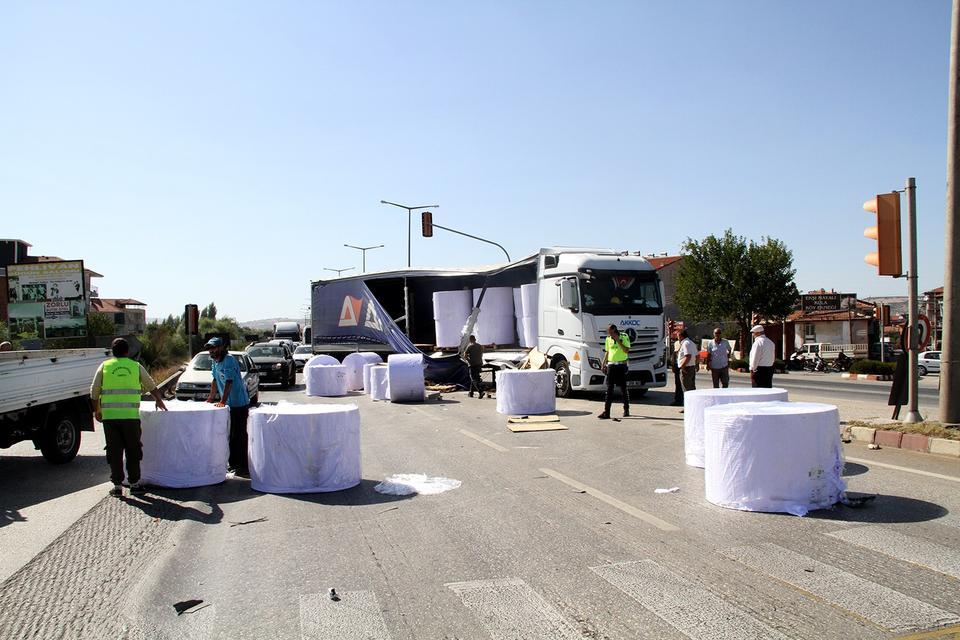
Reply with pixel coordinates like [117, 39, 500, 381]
[433, 290, 473, 348]
[342, 352, 382, 390]
[305, 354, 339, 368]
[495, 369, 556, 415]
[703, 401, 845, 515]
[369, 365, 390, 401]
[248, 403, 361, 494]
[472, 287, 515, 344]
[139, 401, 230, 488]
[305, 364, 348, 397]
[683, 387, 787, 468]
[362, 362, 380, 394]
[388, 353, 425, 402]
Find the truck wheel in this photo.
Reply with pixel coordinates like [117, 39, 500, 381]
[40, 412, 82, 464]
[553, 359, 572, 398]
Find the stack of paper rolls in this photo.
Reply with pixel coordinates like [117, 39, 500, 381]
[433, 290, 473, 348]
[472, 287, 515, 345]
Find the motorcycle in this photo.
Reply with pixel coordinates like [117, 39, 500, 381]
[805, 353, 827, 373]
[831, 352, 852, 373]
[787, 349, 806, 371]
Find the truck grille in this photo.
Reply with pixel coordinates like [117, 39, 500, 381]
[599, 328, 659, 363]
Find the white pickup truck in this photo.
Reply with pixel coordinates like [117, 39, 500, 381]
[798, 342, 867, 361]
[0, 348, 110, 463]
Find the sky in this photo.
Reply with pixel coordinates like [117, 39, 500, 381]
[0, 1, 952, 322]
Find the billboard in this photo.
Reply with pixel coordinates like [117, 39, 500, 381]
[7, 260, 88, 339]
[801, 293, 842, 313]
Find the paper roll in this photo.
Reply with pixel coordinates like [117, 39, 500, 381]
[362, 362, 379, 394]
[369, 365, 390, 401]
[305, 364, 348, 397]
[387, 353, 425, 403]
[139, 400, 230, 488]
[495, 369, 556, 415]
[342, 352, 382, 391]
[305, 354, 339, 368]
[472, 287, 516, 345]
[433, 290, 473, 348]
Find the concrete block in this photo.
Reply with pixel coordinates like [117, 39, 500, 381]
[874, 430, 903, 448]
[900, 433, 929, 452]
[929, 438, 960, 458]
[850, 427, 876, 443]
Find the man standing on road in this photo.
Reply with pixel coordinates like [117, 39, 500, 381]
[749, 324, 775, 388]
[677, 330, 698, 401]
[205, 337, 251, 476]
[706, 328, 732, 388]
[90, 338, 167, 497]
[598, 324, 630, 420]
[464, 335, 485, 398]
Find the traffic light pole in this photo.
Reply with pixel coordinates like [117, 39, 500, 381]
[904, 177, 923, 423]
[942, 0, 960, 428]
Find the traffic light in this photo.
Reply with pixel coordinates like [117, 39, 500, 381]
[862, 192, 902, 276]
[421, 211, 433, 237]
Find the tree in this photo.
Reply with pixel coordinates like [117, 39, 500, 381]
[675, 230, 799, 353]
[87, 312, 116, 337]
[200, 302, 217, 321]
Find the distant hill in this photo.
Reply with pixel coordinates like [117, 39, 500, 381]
[239, 317, 305, 331]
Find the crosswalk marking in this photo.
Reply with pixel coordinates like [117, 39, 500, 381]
[445, 577, 583, 640]
[590, 559, 790, 640]
[724, 542, 960, 634]
[826, 525, 960, 580]
[299, 590, 392, 640]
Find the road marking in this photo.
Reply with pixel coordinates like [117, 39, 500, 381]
[724, 543, 960, 634]
[459, 428, 509, 452]
[299, 590, 392, 640]
[445, 577, 582, 640]
[591, 560, 789, 639]
[826, 526, 960, 580]
[538, 468, 679, 532]
[845, 457, 960, 483]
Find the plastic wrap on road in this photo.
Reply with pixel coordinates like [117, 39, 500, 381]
[305, 354, 339, 368]
[369, 365, 390, 401]
[703, 401, 846, 516]
[433, 290, 473, 348]
[496, 369, 556, 416]
[248, 403, 361, 494]
[374, 473, 461, 496]
[305, 364, 348, 397]
[342, 352, 382, 391]
[472, 287, 516, 345]
[139, 401, 229, 488]
[388, 354, 424, 403]
[683, 387, 788, 468]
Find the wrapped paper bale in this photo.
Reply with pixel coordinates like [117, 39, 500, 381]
[248, 403, 361, 494]
[472, 287, 515, 345]
[513, 287, 523, 344]
[362, 362, 380, 395]
[496, 369, 556, 415]
[369, 365, 390, 401]
[683, 387, 788, 468]
[140, 401, 230, 488]
[342, 352, 382, 391]
[433, 290, 473, 348]
[703, 401, 846, 515]
[388, 353, 424, 402]
[305, 364, 348, 397]
[520, 283, 539, 347]
[305, 354, 339, 368]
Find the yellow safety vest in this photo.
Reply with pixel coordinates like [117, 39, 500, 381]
[101, 357, 142, 420]
[605, 333, 631, 363]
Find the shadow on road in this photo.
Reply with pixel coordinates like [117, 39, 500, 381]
[120, 490, 225, 524]
[556, 410, 593, 417]
[0, 453, 106, 528]
[278, 479, 415, 507]
[841, 462, 869, 477]
[809, 493, 948, 524]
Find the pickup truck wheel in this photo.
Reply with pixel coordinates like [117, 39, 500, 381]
[40, 412, 82, 464]
[553, 359, 572, 398]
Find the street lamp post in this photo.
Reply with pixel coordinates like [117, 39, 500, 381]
[323, 267, 355, 278]
[343, 243, 384, 273]
[379, 200, 439, 337]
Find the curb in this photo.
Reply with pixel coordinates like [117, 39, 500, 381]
[847, 426, 960, 458]
[840, 373, 893, 382]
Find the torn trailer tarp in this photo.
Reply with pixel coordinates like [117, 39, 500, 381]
[310, 278, 471, 388]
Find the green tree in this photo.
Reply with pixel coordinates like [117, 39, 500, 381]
[675, 230, 799, 353]
[200, 302, 217, 321]
[87, 311, 116, 337]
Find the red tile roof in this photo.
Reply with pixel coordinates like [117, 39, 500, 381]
[646, 256, 683, 270]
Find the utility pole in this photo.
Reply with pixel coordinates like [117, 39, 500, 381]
[904, 178, 923, 423]
[344, 243, 384, 273]
[943, 0, 960, 427]
[380, 200, 439, 336]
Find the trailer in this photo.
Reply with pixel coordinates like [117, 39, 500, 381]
[0, 347, 110, 463]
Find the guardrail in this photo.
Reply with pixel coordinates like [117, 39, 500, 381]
[151, 365, 187, 399]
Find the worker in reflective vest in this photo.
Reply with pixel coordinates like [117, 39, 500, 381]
[90, 338, 167, 497]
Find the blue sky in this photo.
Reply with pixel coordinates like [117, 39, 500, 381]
[0, 1, 951, 321]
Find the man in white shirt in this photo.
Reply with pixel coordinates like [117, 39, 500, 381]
[677, 330, 698, 394]
[706, 328, 732, 388]
[749, 324, 776, 388]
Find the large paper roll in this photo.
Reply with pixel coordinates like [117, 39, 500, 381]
[521, 316, 538, 349]
[472, 287, 516, 345]
[520, 283, 539, 316]
[305, 354, 339, 368]
[388, 353, 424, 402]
[683, 387, 787, 468]
[369, 365, 390, 401]
[139, 401, 230, 488]
[342, 352, 382, 390]
[704, 401, 845, 515]
[305, 364, 348, 397]
[495, 369, 556, 415]
[513, 288, 524, 343]
[248, 403, 361, 494]
[519, 283, 539, 347]
[362, 362, 380, 394]
[433, 290, 473, 348]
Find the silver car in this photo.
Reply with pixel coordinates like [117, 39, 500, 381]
[175, 351, 260, 404]
[917, 351, 941, 376]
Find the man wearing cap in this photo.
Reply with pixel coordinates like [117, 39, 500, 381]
[205, 337, 251, 476]
[749, 324, 776, 388]
[90, 338, 167, 497]
[598, 324, 631, 419]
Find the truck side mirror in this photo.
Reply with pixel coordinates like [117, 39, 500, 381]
[559, 279, 578, 311]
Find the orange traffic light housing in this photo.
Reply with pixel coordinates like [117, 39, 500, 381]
[862, 192, 902, 276]
[421, 211, 433, 237]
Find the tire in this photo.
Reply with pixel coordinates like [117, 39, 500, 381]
[553, 359, 572, 398]
[40, 412, 82, 464]
[281, 370, 291, 389]
[918, 365, 927, 376]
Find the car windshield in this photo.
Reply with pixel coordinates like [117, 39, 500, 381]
[579, 271, 662, 316]
[248, 346, 282, 358]
[191, 353, 213, 371]
[295, 346, 312, 354]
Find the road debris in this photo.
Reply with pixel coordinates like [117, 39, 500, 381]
[654, 487, 680, 494]
[374, 474, 461, 496]
[228, 517, 267, 527]
[839, 493, 877, 508]
[173, 599, 207, 615]
[867, 443, 881, 450]
[328, 588, 340, 601]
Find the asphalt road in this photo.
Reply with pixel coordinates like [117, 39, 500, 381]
[1, 375, 958, 639]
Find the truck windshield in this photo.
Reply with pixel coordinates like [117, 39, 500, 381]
[579, 271, 662, 316]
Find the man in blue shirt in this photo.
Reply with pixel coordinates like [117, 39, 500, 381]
[204, 337, 251, 476]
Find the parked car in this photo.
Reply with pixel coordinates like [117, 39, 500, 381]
[292, 345, 313, 371]
[918, 350, 941, 376]
[175, 351, 260, 404]
[246, 342, 296, 387]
